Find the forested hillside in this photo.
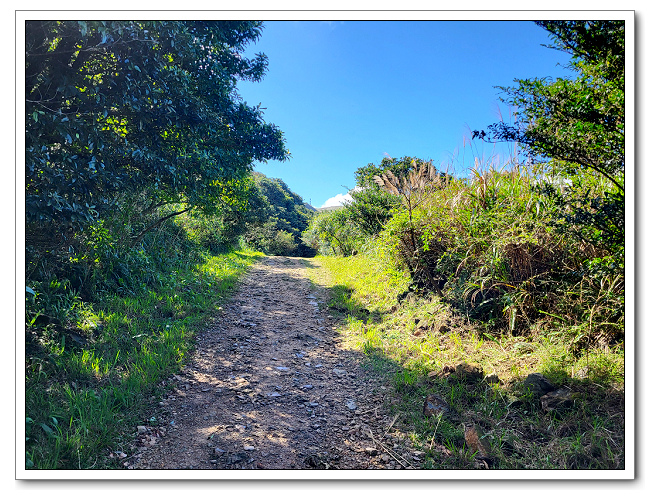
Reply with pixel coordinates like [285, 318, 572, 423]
[242, 172, 316, 256]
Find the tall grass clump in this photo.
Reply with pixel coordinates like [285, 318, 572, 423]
[376, 160, 623, 344]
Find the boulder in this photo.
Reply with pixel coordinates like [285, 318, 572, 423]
[463, 422, 491, 458]
[522, 373, 556, 397]
[454, 362, 484, 383]
[541, 387, 574, 414]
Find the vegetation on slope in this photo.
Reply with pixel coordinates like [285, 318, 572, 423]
[303, 20, 626, 470]
[309, 251, 624, 469]
[242, 172, 317, 256]
[23, 20, 626, 471]
[25, 213, 263, 468]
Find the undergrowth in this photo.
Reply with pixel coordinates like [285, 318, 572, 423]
[311, 252, 625, 470]
[24, 212, 263, 469]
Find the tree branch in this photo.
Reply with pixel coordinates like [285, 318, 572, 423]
[130, 207, 192, 248]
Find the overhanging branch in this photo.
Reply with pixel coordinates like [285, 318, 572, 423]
[130, 207, 192, 248]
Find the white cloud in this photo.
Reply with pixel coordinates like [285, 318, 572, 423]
[320, 192, 353, 208]
[320, 187, 365, 208]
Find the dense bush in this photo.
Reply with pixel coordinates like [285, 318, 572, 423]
[303, 208, 363, 256]
[26, 21, 287, 231]
[375, 163, 623, 340]
[302, 159, 408, 256]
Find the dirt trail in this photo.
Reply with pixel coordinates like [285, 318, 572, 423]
[131, 256, 417, 470]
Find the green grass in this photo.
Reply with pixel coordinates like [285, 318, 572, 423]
[310, 252, 625, 470]
[25, 248, 263, 470]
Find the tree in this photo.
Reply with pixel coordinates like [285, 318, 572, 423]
[342, 187, 400, 237]
[242, 172, 316, 256]
[474, 21, 625, 256]
[354, 156, 424, 189]
[477, 21, 623, 188]
[26, 21, 288, 234]
[350, 156, 444, 239]
[303, 209, 360, 257]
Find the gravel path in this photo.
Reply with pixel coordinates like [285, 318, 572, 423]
[130, 256, 419, 470]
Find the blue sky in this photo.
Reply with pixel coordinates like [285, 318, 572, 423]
[238, 20, 573, 208]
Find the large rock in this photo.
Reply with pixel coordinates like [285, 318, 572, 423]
[423, 393, 450, 417]
[541, 387, 574, 413]
[522, 373, 556, 397]
[453, 362, 484, 383]
[463, 422, 491, 458]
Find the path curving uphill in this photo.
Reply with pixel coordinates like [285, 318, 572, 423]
[131, 256, 417, 470]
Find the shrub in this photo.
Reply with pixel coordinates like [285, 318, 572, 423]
[376, 163, 620, 338]
[303, 208, 364, 256]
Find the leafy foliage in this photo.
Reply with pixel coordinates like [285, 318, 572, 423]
[342, 187, 401, 237]
[25, 20, 295, 299]
[243, 172, 316, 256]
[478, 21, 624, 187]
[26, 21, 288, 230]
[303, 208, 363, 257]
[355, 156, 427, 189]
[475, 21, 624, 261]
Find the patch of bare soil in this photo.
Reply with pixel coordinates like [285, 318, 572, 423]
[130, 256, 418, 470]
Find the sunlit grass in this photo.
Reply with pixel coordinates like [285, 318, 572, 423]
[25, 248, 263, 469]
[310, 251, 625, 470]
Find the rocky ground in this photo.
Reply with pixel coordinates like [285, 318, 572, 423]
[129, 256, 421, 470]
